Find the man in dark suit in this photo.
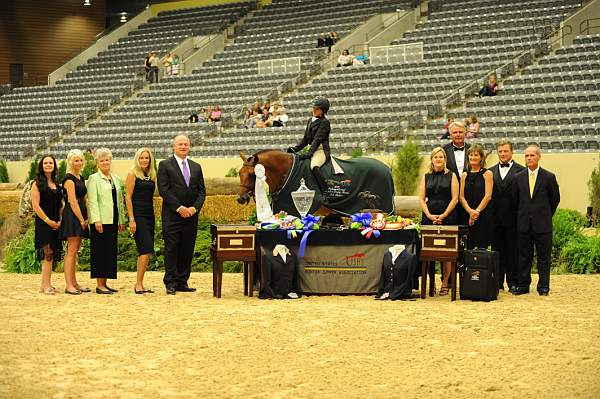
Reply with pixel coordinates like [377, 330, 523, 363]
[443, 121, 471, 224]
[512, 145, 560, 296]
[489, 140, 525, 292]
[158, 134, 206, 295]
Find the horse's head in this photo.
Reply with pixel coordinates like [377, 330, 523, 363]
[237, 151, 257, 205]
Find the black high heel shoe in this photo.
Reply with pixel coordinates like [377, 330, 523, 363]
[96, 288, 113, 295]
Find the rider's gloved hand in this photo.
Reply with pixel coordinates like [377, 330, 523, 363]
[286, 147, 296, 153]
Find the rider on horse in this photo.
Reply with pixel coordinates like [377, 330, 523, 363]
[286, 97, 338, 192]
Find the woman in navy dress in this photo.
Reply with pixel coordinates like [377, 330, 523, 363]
[31, 155, 63, 294]
[418, 147, 459, 296]
[460, 144, 494, 249]
[59, 149, 90, 295]
[125, 148, 157, 294]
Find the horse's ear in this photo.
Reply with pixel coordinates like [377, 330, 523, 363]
[239, 150, 248, 161]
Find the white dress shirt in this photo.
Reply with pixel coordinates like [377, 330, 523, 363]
[453, 146, 465, 173]
[499, 160, 514, 180]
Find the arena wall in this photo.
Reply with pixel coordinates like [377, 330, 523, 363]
[0, 0, 106, 86]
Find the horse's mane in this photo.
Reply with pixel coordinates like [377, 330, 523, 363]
[251, 149, 288, 161]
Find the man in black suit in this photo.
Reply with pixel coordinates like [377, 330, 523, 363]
[512, 145, 560, 296]
[158, 134, 206, 295]
[443, 121, 471, 224]
[489, 140, 525, 292]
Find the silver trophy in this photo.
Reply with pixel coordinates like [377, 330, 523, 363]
[291, 178, 315, 218]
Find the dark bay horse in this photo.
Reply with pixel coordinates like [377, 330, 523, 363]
[237, 150, 395, 215]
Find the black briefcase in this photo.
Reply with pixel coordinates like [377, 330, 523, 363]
[460, 249, 499, 302]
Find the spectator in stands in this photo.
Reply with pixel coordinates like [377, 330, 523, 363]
[172, 54, 181, 75]
[459, 144, 494, 249]
[337, 49, 354, 67]
[271, 106, 289, 127]
[204, 106, 213, 122]
[249, 109, 261, 128]
[31, 155, 63, 295]
[440, 116, 454, 140]
[148, 52, 160, 83]
[478, 74, 497, 97]
[163, 52, 174, 76]
[210, 105, 222, 122]
[252, 102, 261, 114]
[263, 101, 271, 115]
[242, 109, 252, 128]
[418, 147, 459, 296]
[59, 149, 90, 295]
[353, 55, 366, 65]
[269, 101, 281, 114]
[125, 148, 157, 294]
[144, 52, 151, 82]
[188, 112, 199, 123]
[467, 113, 480, 138]
[87, 148, 126, 295]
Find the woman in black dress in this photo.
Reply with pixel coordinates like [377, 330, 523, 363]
[125, 147, 157, 294]
[87, 148, 126, 294]
[418, 147, 459, 295]
[59, 149, 90, 294]
[31, 155, 63, 294]
[460, 144, 494, 249]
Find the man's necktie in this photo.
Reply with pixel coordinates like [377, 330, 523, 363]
[529, 171, 535, 198]
[182, 159, 190, 187]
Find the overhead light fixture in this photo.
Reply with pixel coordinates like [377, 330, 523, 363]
[84, 0, 91, 6]
[120, 12, 127, 23]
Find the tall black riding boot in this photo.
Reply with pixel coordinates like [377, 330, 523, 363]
[311, 166, 328, 192]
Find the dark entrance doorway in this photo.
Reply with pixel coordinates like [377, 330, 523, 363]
[9, 64, 24, 87]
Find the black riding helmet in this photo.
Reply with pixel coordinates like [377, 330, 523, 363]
[312, 97, 330, 114]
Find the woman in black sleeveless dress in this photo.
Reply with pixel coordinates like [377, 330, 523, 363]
[31, 155, 63, 295]
[59, 149, 90, 295]
[125, 148, 157, 294]
[419, 147, 459, 295]
[460, 144, 494, 250]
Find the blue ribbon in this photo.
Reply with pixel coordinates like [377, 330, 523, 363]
[285, 214, 320, 257]
[351, 213, 372, 227]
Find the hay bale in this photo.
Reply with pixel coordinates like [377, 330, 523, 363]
[0, 191, 21, 219]
[205, 177, 240, 195]
[394, 196, 420, 217]
[0, 183, 21, 191]
[152, 195, 253, 223]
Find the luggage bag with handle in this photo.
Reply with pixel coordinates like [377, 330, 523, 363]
[460, 248, 499, 301]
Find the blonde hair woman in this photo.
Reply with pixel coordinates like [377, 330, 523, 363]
[418, 147, 459, 296]
[59, 149, 90, 295]
[125, 148, 157, 294]
[87, 148, 126, 294]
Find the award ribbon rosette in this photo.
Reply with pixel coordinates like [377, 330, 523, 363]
[350, 212, 385, 239]
[286, 214, 320, 257]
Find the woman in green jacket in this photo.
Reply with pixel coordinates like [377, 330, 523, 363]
[87, 148, 126, 294]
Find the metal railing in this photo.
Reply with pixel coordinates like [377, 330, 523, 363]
[580, 17, 600, 34]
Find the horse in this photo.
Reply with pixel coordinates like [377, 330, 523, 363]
[237, 150, 395, 216]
